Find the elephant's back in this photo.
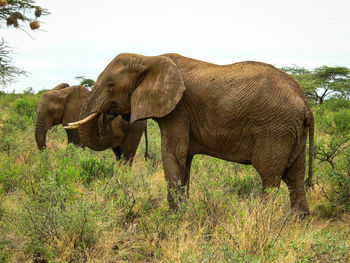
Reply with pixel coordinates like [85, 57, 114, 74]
[67, 85, 90, 98]
[228, 61, 310, 108]
[165, 53, 311, 134]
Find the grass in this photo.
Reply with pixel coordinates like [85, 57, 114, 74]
[0, 92, 349, 262]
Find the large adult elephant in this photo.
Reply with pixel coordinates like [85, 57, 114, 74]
[67, 53, 314, 214]
[35, 83, 147, 164]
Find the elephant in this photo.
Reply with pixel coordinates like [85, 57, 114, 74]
[67, 53, 314, 214]
[35, 83, 88, 150]
[35, 83, 148, 164]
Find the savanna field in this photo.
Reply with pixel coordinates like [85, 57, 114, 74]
[0, 88, 349, 262]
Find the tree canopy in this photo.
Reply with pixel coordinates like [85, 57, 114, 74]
[75, 76, 95, 89]
[0, 0, 47, 86]
[281, 65, 350, 104]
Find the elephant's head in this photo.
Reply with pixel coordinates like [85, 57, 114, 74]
[75, 53, 186, 150]
[35, 84, 89, 150]
[51, 82, 69, 90]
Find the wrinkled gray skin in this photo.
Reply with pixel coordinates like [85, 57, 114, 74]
[78, 53, 314, 214]
[35, 83, 147, 164]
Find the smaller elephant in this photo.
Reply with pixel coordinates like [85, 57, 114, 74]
[35, 83, 147, 164]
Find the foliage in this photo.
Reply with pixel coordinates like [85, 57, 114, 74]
[75, 76, 95, 89]
[13, 96, 37, 119]
[281, 65, 350, 104]
[2, 91, 38, 133]
[0, 0, 48, 86]
[0, 40, 26, 86]
[313, 100, 350, 216]
[80, 156, 114, 185]
[314, 66, 350, 103]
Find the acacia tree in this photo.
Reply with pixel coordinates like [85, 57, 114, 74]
[314, 66, 350, 103]
[0, 0, 47, 86]
[75, 76, 95, 89]
[282, 65, 350, 104]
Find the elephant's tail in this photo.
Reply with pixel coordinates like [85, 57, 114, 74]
[306, 113, 314, 188]
[144, 121, 149, 161]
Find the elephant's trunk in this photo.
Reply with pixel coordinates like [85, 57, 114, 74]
[35, 122, 48, 150]
[78, 113, 114, 151]
[78, 88, 114, 151]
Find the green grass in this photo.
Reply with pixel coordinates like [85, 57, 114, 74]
[0, 92, 349, 262]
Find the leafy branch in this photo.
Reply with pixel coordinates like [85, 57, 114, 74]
[0, 0, 48, 86]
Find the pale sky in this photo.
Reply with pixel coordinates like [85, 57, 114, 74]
[2, 0, 350, 92]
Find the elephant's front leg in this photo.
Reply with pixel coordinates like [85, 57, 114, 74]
[159, 119, 190, 211]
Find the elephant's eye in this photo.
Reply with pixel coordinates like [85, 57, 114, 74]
[108, 83, 114, 89]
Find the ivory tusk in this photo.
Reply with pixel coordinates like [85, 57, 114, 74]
[67, 112, 98, 126]
[63, 125, 79, 130]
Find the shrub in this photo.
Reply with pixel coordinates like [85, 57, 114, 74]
[1, 93, 39, 134]
[80, 157, 114, 185]
[0, 136, 13, 154]
[0, 243, 12, 263]
[13, 96, 38, 121]
[314, 101, 350, 217]
[315, 147, 350, 217]
[322, 98, 350, 111]
[7, 177, 97, 262]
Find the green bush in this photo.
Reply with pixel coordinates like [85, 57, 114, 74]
[315, 104, 350, 135]
[80, 156, 114, 185]
[13, 97, 38, 120]
[0, 136, 13, 154]
[314, 100, 350, 217]
[9, 176, 97, 262]
[322, 98, 350, 111]
[0, 93, 39, 134]
[0, 158, 23, 193]
[315, 146, 350, 217]
[332, 109, 350, 135]
[0, 243, 11, 263]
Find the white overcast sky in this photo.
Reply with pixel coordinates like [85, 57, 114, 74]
[2, 0, 350, 92]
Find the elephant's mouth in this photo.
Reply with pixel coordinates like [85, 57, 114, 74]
[107, 102, 130, 122]
[106, 102, 119, 121]
[64, 110, 114, 151]
[121, 114, 130, 122]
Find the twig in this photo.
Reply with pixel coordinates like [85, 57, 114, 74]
[316, 182, 332, 202]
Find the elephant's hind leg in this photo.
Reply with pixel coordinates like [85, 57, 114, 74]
[252, 137, 291, 192]
[282, 147, 309, 214]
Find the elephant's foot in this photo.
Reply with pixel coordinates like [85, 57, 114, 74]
[112, 147, 122, 160]
[289, 191, 310, 215]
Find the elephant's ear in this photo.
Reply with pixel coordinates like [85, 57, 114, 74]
[61, 86, 90, 125]
[52, 83, 69, 90]
[130, 56, 186, 123]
